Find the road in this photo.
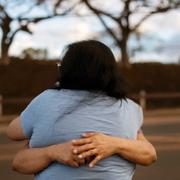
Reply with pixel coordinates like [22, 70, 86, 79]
[0, 108, 180, 180]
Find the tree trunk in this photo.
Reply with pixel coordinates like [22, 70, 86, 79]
[0, 15, 12, 65]
[121, 44, 129, 66]
[0, 41, 10, 65]
[119, 38, 130, 67]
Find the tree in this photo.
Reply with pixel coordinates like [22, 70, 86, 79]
[0, 0, 78, 65]
[21, 47, 48, 60]
[82, 0, 180, 66]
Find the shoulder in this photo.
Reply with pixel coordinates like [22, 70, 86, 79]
[36, 89, 60, 98]
[125, 98, 142, 110]
[31, 89, 61, 103]
[30, 89, 75, 108]
[121, 98, 143, 117]
[125, 98, 144, 127]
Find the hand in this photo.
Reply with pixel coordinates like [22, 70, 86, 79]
[72, 132, 118, 167]
[46, 141, 85, 167]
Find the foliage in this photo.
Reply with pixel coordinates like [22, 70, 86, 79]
[21, 48, 48, 60]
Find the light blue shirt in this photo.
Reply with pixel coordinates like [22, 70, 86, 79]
[20, 89, 143, 180]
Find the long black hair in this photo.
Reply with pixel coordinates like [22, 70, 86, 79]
[54, 40, 126, 100]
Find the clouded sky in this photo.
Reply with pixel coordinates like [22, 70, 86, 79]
[6, 2, 180, 63]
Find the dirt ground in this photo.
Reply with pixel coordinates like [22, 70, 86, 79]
[0, 108, 180, 180]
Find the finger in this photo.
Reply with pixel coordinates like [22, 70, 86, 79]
[82, 132, 96, 138]
[78, 159, 85, 166]
[72, 138, 92, 146]
[85, 156, 92, 163]
[82, 132, 101, 138]
[78, 149, 98, 159]
[74, 155, 85, 166]
[73, 144, 94, 154]
[89, 155, 102, 168]
[22, 140, 30, 148]
[66, 158, 79, 167]
[71, 161, 79, 168]
[64, 156, 79, 168]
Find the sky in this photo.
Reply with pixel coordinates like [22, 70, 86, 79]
[3, 1, 180, 63]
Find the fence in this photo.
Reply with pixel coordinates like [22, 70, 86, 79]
[1, 91, 180, 115]
[0, 95, 2, 115]
[130, 91, 180, 110]
[0, 96, 32, 116]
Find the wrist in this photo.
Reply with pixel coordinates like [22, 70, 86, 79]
[45, 145, 58, 162]
[112, 137, 126, 154]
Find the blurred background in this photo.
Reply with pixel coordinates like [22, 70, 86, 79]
[0, 0, 180, 179]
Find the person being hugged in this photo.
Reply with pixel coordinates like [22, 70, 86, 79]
[7, 40, 157, 180]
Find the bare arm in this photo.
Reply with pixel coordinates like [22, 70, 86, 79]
[7, 117, 53, 174]
[12, 132, 156, 174]
[7, 117, 85, 174]
[114, 131, 157, 166]
[72, 132, 157, 167]
[12, 141, 52, 174]
[12, 141, 84, 174]
[6, 117, 27, 141]
[9, 117, 156, 172]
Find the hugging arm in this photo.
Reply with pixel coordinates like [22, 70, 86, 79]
[72, 131, 157, 167]
[7, 117, 83, 174]
[6, 117, 55, 174]
[115, 131, 157, 166]
[12, 141, 52, 174]
[12, 141, 82, 174]
[11, 131, 157, 174]
[8, 117, 156, 174]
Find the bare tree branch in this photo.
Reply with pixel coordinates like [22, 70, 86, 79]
[8, 25, 32, 45]
[18, 1, 78, 24]
[82, 0, 119, 22]
[118, 0, 132, 29]
[131, 11, 157, 31]
[83, 0, 180, 65]
[97, 15, 120, 45]
[80, 0, 120, 44]
[54, 0, 64, 13]
[132, 2, 180, 31]
[0, 0, 76, 64]
[17, 4, 37, 19]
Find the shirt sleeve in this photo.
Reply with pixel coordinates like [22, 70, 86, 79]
[20, 95, 41, 138]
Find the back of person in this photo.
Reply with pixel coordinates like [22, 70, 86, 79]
[21, 89, 143, 180]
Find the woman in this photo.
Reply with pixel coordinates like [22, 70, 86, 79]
[7, 40, 157, 180]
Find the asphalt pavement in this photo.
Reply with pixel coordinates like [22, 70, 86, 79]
[0, 108, 180, 180]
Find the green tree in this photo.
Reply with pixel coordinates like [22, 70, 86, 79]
[21, 47, 48, 60]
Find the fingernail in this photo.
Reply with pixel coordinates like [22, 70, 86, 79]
[73, 149, 77, 154]
[78, 155, 83, 159]
[89, 164, 93, 168]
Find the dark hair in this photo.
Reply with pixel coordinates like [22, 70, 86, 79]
[55, 40, 126, 100]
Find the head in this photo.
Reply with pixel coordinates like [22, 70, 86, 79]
[57, 40, 126, 99]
